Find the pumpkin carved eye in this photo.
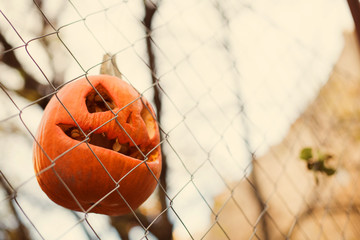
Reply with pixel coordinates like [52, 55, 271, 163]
[86, 84, 116, 113]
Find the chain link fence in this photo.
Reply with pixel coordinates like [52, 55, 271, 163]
[0, 0, 357, 239]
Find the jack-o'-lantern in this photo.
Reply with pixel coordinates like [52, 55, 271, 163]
[33, 75, 161, 216]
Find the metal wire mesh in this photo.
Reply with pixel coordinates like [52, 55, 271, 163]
[0, 0, 357, 239]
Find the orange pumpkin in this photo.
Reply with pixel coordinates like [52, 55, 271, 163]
[33, 75, 162, 216]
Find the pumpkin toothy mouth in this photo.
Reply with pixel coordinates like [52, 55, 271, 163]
[57, 124, 150, 160]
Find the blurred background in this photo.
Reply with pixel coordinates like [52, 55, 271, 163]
[0, 0, 359, 239]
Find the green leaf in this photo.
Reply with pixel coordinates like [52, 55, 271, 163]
[324, 167, 336, 176]
[300, 147, 313, 161]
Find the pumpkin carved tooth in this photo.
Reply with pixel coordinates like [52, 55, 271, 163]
[112, 138, 121, 152]
[70, 129, 81, 139]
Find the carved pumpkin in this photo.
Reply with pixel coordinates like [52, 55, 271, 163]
[33, 75, 162, 216]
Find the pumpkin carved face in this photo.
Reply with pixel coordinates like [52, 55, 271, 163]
[33, 75, 161, 216]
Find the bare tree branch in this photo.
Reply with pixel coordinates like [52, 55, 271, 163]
[109, 1, 173, 239]
[142, 0, 173, 239]
[0, 171, 31, 240]
[0, 1, 67, 109]
[347, 0, 360, 46]
[0, 32, 50, 108]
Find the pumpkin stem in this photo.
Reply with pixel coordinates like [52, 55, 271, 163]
[100, 54, 122, 78]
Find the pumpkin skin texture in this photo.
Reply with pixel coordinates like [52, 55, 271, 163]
[33, 75, 161, 216]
